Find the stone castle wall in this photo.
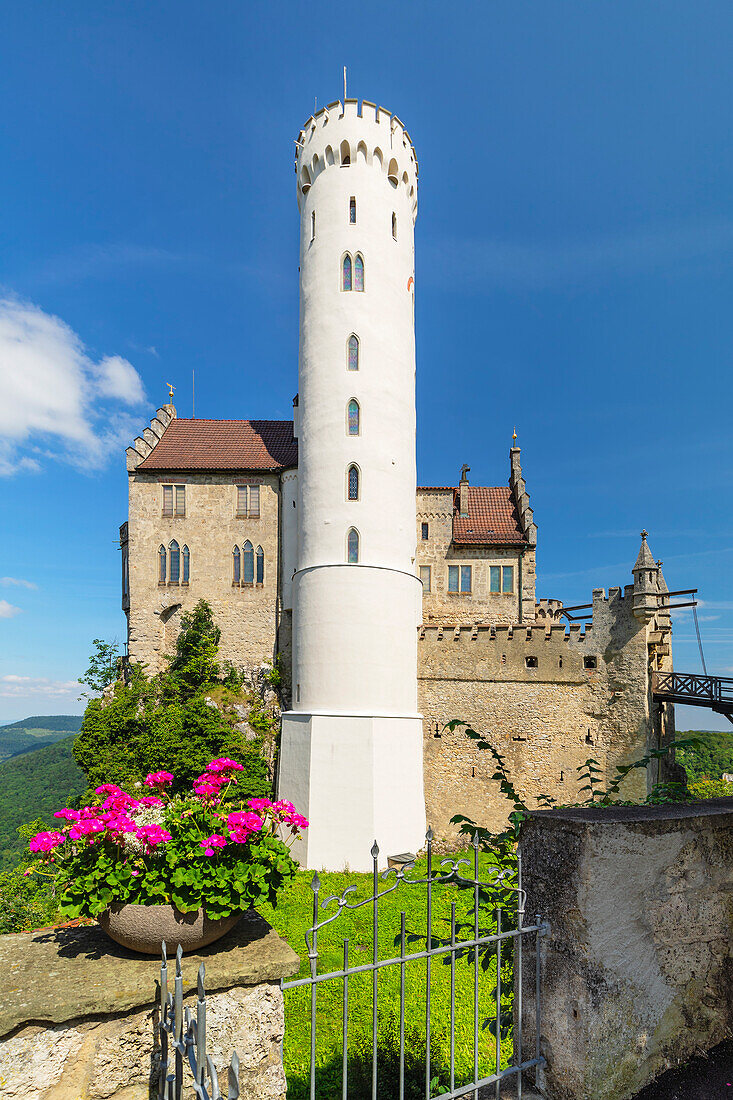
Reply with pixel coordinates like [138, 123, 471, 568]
[126, 471, 281, 675]
[418, 585, 670, 842]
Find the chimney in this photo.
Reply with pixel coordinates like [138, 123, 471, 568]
[459, 464, 470, 518]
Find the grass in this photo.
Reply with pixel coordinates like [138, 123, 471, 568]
[258, 852, 515, 1099]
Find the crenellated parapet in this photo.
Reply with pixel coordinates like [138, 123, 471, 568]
[294, 99, 418, 220]
[126, 404, 176, 471]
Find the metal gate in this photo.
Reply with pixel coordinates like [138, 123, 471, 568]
[282, 829, 548, 1099]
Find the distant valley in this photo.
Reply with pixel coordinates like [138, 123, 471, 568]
[0, 714, 83, 764]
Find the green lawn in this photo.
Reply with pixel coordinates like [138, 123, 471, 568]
[258, 854, 515, 1099]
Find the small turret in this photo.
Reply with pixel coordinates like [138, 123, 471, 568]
[633, 531, 658, 623]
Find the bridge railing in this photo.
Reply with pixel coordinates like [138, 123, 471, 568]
[652, 672, 733, 705]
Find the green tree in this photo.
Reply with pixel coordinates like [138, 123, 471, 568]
[79, 638, 120, 696]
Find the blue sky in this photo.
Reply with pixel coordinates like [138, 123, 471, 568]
[0, 0, 731, 729]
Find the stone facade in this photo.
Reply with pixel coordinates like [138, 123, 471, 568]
[518, 799, 733, 1100]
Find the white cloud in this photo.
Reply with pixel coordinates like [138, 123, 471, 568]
[0, 296, 148, 476]
[0, 600, 22, 619]
[0, 674, 81, 698]
[0, 577, 37, 590]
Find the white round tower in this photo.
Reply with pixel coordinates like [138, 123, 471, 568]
[278, 98, 426, 871]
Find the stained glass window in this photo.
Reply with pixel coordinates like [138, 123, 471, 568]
[256, 546, 264, 584]
[347, 528, 359, 563]
[349, 197, 356, 223]
[158, 545, 167, 583]
[169, 541, 180, 584]
[243, 541, 254, 584]
[348, 335, 359, 371]
[348, 465, 359, 500]
[354, 254, 364, 291]
[502, 566, 514, 593]
[342, 254, 352, 291]
[182, 545, 190, 584]
[490, 566, 501, 593]
[348, 399, 360, 436]
[233, 546, 240, 584]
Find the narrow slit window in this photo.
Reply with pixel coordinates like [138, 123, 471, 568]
[182, 545, 190, 584]
[348, 465, 359, 500]
[311, 210, 316, 241]
[162, 485, 173, 516]
[158, 545, 167, 583]
[354, 254, 364, 292]
[349, 197, 356, 223]
[419, 565, 431, 591]
[347, 334, 359, 371]
[169, 540, 180, 584]
[175, 485, 186, 516]
[243, 541, 254, 584]
[347, 528, 359, 563]
[237, 486, 248, 517]
[342, 254, 352, 291]
[233, 546, 241, 584]
[421, 522, 429, 540]
[347, 399, 360, 436]
[256, 546, 264, 584]
[392, 212, 397, 239]
[249, 485, 260, 517]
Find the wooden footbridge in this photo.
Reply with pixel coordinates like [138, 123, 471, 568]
[652, 672, 733, 727]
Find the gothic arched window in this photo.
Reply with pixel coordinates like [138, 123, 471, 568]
[342, 254, 352, 291]
[233, 546, 241, 585]
[182, 545, 190, 584]
[347, 465, 359, 501]
[348, 399, 360, 436]
[243, 540, 254, 584]
[158, 545, 167, 584]
[256, 546, 264, 585]
[347, 528, 359, 563]
[354, 254, 364, 292]
[169, 540, 180, 584]
[347, 334, 359, 371]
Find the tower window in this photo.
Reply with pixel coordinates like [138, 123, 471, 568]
[347, 465, 359, 501]
[162, 484, 186, 517]
[584, 656, 598, 670]
[342, 254, 352, 292]
[490, 565, 515, 594]
[419, 565, 431, 592]
[236, 484, 260, 517]
[340, 140, 351, 166]
[233, 546, 241, 584]
[525, 656, 538, 669]
[349, 197, 356, 224]
[421, 522, 429, 540]
[347, 334, 359, 371]
[175, 486, 186, 516]
[256, 545, 264, 585]
[354, 254, 364, 292]
[169, 540, 180, 584]
[392, 212, 397, 240]
[347, 399, 360, 436]
[182, 545, 190, 585]
[311, 210, 316, 241]
[158, 545, 167, 584]
[347, 528, 359, 563]
[448, 565, 472, 593]
[243, 541, 254, 585]
[249, 485, 260, 518]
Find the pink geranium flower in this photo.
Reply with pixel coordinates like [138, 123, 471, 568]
[29, 830, 66, 853]
[134, 824, 172, 848]
[54, 808, 81, 822]
[144, 771, 174, 790]
[247, 798, 274, 811]
[69, 817, 106, 840]
[205, 757, 244, 774]
[199, 833, 227, 857]
[194, 781, 221, 802]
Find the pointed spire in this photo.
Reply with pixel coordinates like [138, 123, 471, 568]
[633, 530, 655, 572]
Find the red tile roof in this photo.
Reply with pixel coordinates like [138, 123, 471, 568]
[452, 486, 526, 547]
[136, 419, 297, 472]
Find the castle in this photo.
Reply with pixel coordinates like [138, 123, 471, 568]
[121, 98, 675, 870]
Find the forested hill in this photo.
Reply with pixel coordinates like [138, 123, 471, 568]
[0, 735, 86, 869]
[0, 714, 83, 763]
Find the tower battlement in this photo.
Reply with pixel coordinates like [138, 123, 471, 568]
[295, 99, 418, 220]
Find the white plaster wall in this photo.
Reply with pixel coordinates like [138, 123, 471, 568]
[292, 100, 418, 714]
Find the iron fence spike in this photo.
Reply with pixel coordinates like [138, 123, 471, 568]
[198, 962, 205, 999]
[311, 871, 320, 893]
[371, 839, 379, 859]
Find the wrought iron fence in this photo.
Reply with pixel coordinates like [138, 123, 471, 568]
[157, 941, 240, 1100]
[282, 829, 548, 1100]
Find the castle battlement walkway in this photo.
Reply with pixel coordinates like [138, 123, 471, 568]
[653, 671, 733, 727]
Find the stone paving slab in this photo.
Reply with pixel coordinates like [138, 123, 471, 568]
[0, 909, 299, 1037]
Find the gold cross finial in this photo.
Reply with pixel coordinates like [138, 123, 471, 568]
[167, 382, 175, 404]
[641, 530, 648, 540]
[512, 426, 517, 446]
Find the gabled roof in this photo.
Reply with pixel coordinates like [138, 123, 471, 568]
[452, 485, 526, 547]
[136, 419, 298, 472]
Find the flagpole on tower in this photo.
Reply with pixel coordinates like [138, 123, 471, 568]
[343, 66, 347, 102]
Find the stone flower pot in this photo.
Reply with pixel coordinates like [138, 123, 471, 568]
[98, 903, 243, 955]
